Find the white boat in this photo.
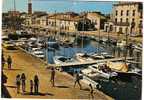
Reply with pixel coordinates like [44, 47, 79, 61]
[75, 53, 94, 62]
[31, 48, 44, 59]
[81, 74, 99, 89]
[89, 52, 105, 59]
[117, 40, 126, 48]
[101, 52, 114, 59]
[53, 56, 78, 65]
[132, 44, 142, 51]
[88, 63, 118, 79]
[29, 37, 37, 41]
[81, 68, 100, 77]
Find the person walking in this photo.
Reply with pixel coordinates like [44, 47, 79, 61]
[30, 80, 33, 94]
[21, 73, 26, 94]
[50, 67, 55, 87]
[16, 74, 21, 94]
[74, 71, 82, 89]
[89, 84, 94, 99]
[7, 55, 12, 69]
[34, 75, 39, 94]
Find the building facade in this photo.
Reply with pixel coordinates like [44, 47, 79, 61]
[86, 12, 106, 30]
[104, 2, 143, 36]
[47, 13, 80, 32]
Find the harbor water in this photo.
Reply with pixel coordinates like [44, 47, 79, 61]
[42, 35, 142, 100]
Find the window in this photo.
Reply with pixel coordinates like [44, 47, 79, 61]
[115, 18, 117, 23]
[132, 18, 135, 22]
[140, 11, 142, 18]
[119, 27, 122, 33]
[133, 10, 135, 16]
[126, 18, 129, 23]
[139, 20, 142, 28]
[116, 10, 118, 16]
[125, 27, 128, 33]
[120, 18, 123, 23]
[126, 10, 129, 16]
[121, 10, 123, 16]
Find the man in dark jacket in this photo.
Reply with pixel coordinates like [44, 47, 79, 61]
[50, 67, 55, 87]
[7, 56, 12, 69]
[34, 75, 39, 94]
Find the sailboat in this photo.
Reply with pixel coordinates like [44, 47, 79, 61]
[53, 11, 78, 64]
[75, 13, 95, 62]
[106, 27, 141, 76]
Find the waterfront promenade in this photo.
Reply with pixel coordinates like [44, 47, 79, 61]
[2, 48, 113, 99]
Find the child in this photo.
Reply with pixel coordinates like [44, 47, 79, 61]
[30, 80, 33, 94]
[16, 74, 21, 94]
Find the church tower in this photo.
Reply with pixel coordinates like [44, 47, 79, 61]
[28, 0, 32, 15]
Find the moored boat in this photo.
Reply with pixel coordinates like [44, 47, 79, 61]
[53, 56, 78, 65]
[88, 63, 118, 79]
[75, 52, 94, 62]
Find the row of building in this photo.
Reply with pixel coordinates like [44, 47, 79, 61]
[104, 2, 143, 36]
[3, 2, 143, 36]
[24, 11, 106, 33]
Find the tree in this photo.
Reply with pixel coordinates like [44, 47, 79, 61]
[2, 14, 25, 31]
[76, 18, 95, 31]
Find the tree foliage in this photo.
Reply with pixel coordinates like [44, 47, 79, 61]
[76, 19, 95, 31]
[2, 15, 25, 30]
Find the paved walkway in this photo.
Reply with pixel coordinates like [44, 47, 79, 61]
[2, 48, 113, 99]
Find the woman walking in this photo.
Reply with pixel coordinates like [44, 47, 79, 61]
[21, 73, 26, 94]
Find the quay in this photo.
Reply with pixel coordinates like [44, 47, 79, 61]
[2, 48, 113, 99]
[48, 57, 134, 68]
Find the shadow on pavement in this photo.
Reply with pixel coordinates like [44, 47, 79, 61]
[6, 85, 17, 89]
[23, 92, 54, 96]
[56, 85, 69, 88]
[3, 68, 23, 71]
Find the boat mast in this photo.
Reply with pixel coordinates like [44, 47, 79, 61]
[98, 15, 101, 55]
[124, 6, 130, 64]
[54, 10, 57, 40]
[81, 12, 85, 50]
[124, 22, 128, 64]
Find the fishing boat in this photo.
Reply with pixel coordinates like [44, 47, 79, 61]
[106, 61, 141, 76]
[53, 56, 78, 65]
[88, 63, 118, 79]
[75, 52, 94, 62]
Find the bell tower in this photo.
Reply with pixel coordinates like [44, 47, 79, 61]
[28, 0, 32, 15]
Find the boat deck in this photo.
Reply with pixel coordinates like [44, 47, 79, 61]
[48, 57, 134, 67]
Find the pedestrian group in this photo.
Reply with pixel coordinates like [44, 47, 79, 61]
[16, 73, 39, 95]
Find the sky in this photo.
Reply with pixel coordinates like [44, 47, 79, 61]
[2, 0, 116, 14]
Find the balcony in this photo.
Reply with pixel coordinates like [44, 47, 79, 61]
[113, 22, 129, 26]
